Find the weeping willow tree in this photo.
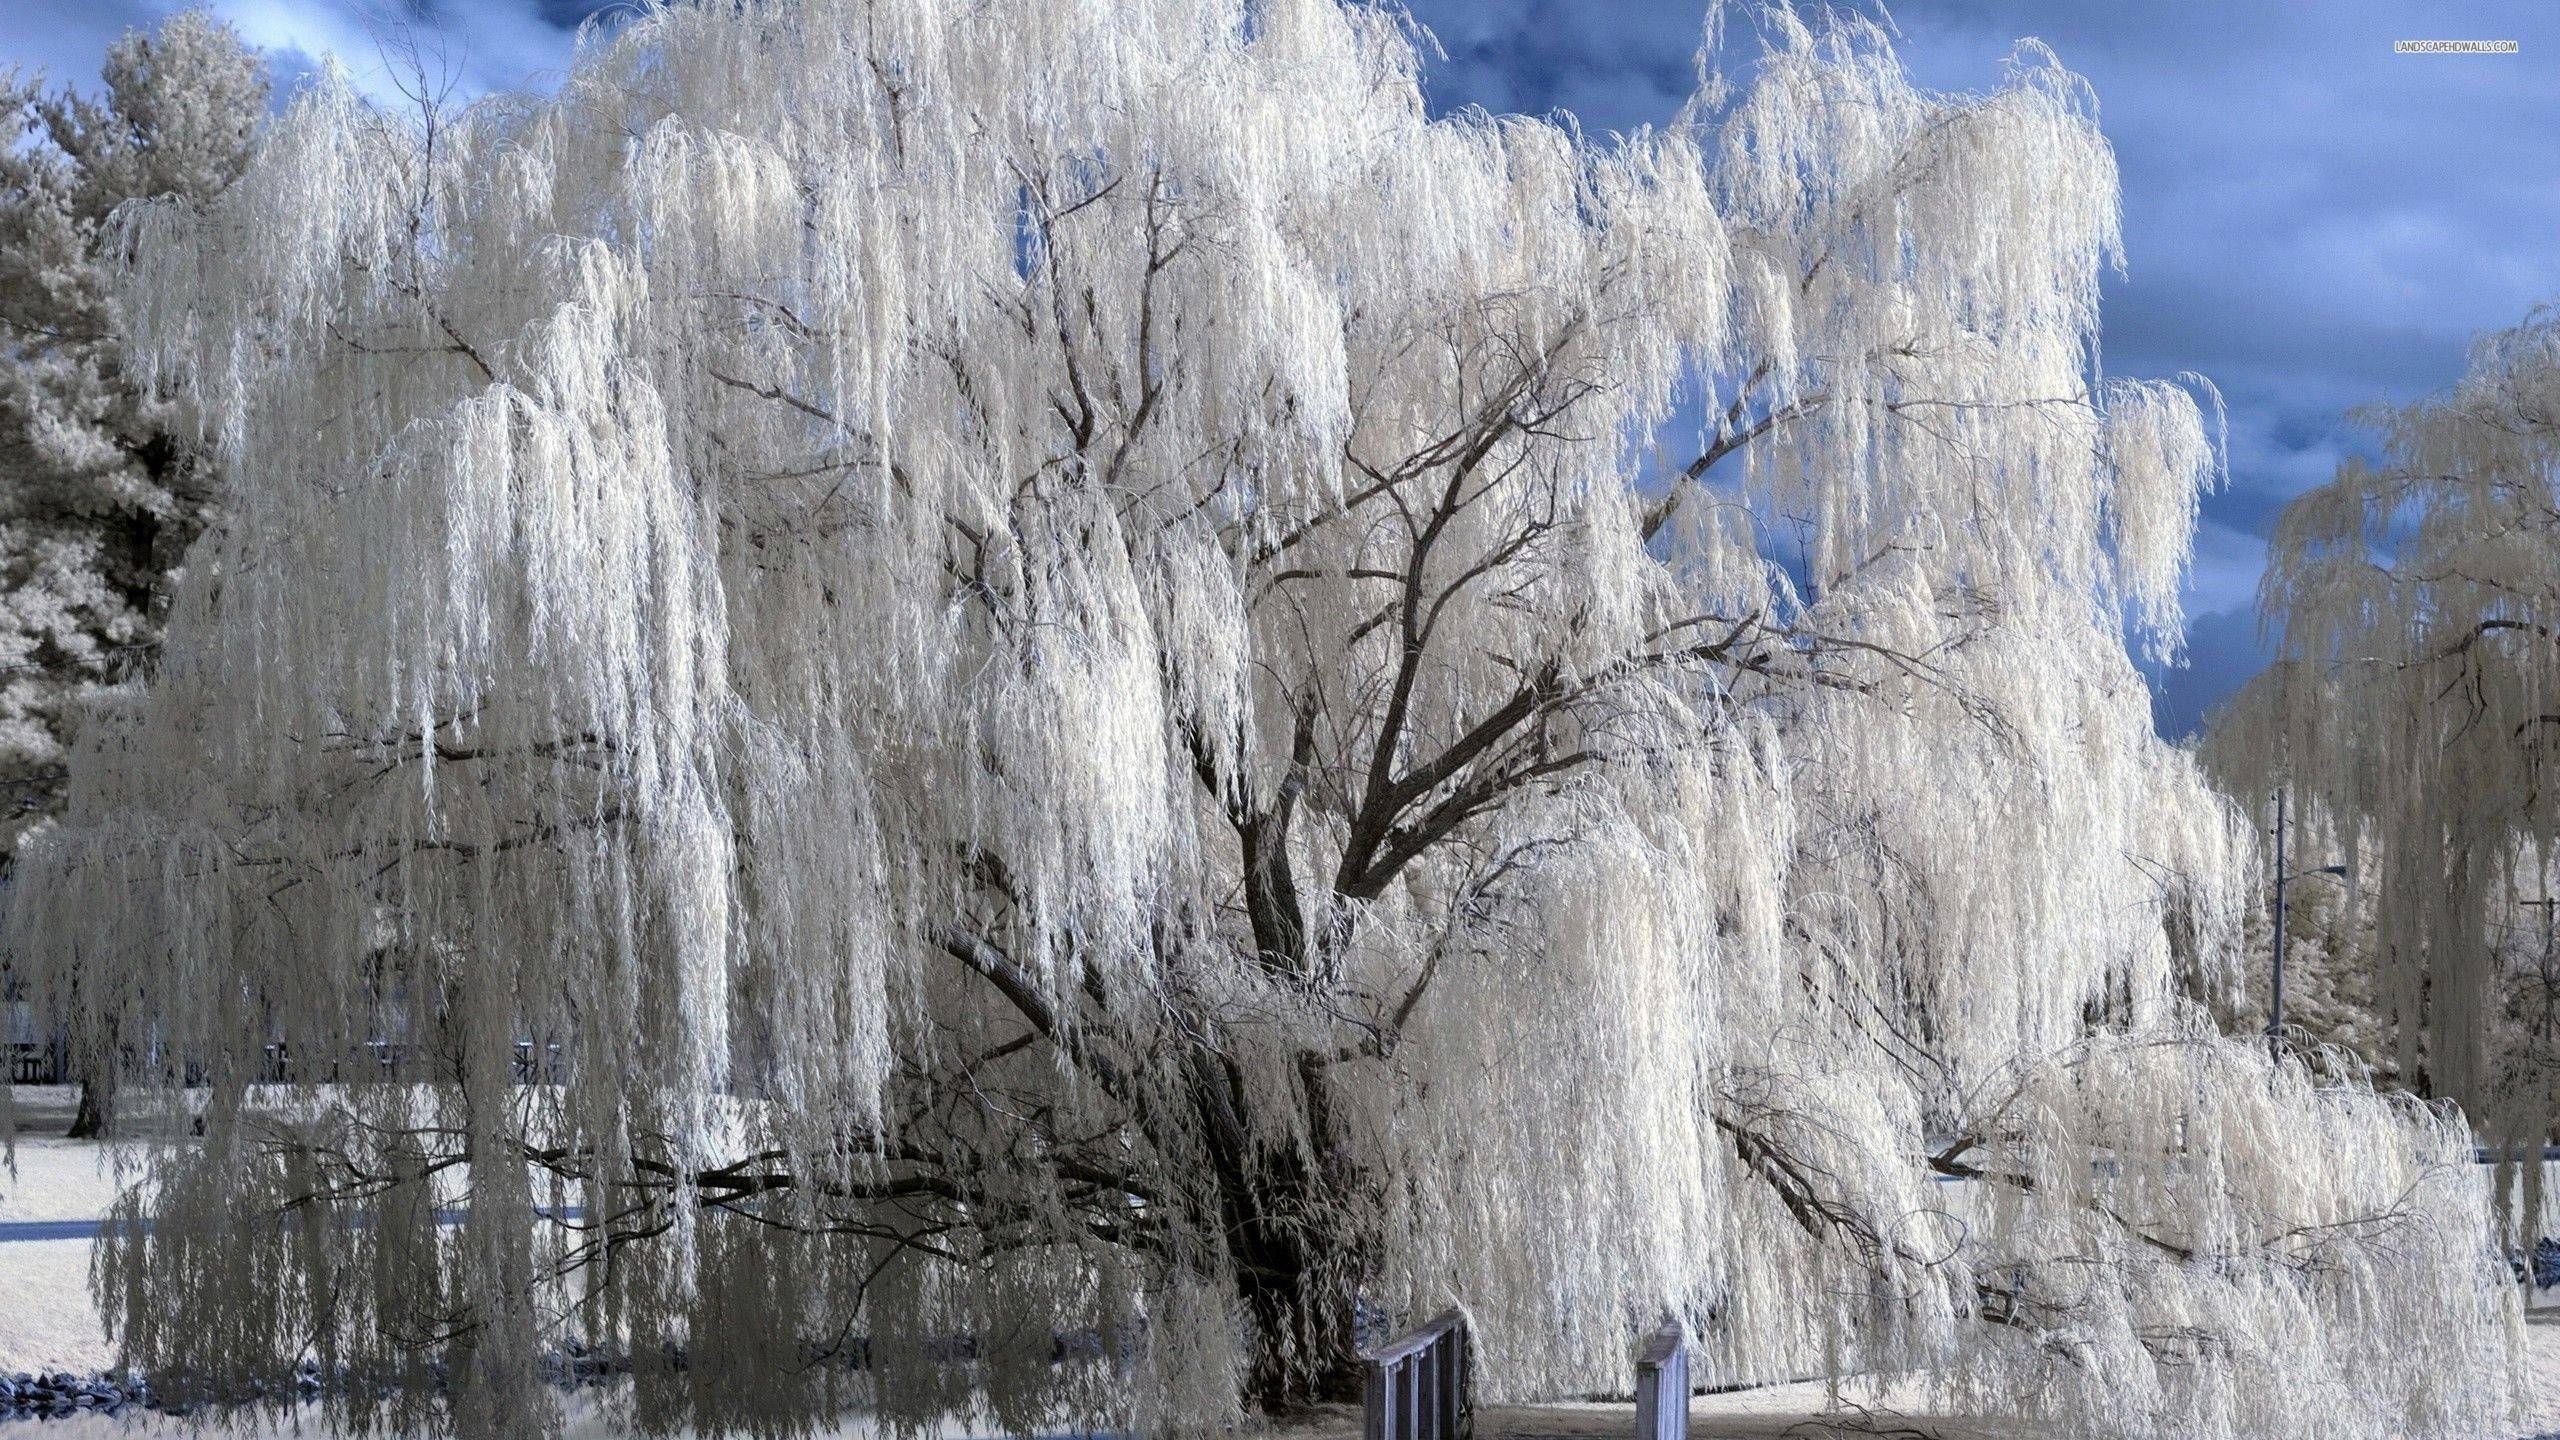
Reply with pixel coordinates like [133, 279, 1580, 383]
[0, 2, 2519, 1436]
[2217, 308, 2560, 1239]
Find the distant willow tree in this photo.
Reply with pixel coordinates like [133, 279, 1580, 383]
[2217, 308, 2560, 1222]
[0, 3, 2516, 1438]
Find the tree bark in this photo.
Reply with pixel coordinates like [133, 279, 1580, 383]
[1201, 1047, 1368, 1414]
[67, 1071, 115, 1139]
[1228, 1166, 1365, 1414]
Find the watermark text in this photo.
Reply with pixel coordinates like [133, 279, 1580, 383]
[2394, 39, 2519, 54]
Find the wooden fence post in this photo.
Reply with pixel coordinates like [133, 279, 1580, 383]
[1361, 1309, 1469, 1440]
[1633, 1318, 1687, 1440]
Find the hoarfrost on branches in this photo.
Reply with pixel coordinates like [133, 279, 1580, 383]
[1, 3, 2519, 1437]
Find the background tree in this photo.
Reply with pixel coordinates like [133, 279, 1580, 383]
[2, 4, 2515, 1438]
[2217, 308, 2560, 1237]
[0, 10, 266, 1136]
[2182, 784, 2392, 1076]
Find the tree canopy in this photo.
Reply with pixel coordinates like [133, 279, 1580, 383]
[0, 9, 265, 855]
[0, 4, 2518, 1438]
[2218, 307, 2560, 1233]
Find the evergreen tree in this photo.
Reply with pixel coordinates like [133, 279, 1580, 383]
[0, 11, 266, 1137]
[0, 9, 265, 845]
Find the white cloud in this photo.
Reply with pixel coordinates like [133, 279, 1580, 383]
[2180, 517, 2270, 619]
[4, 0, 584, 107]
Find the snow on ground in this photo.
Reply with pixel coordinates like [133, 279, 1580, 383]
[4, 1086, 194, 1226]
[2, 1088, 119, 1374]
[0, 1237, 106, 1375]
[2, 1099, 2554, 1435]
[0, 1143, 126, 1227]
[2528, 1322, 2560, 1438]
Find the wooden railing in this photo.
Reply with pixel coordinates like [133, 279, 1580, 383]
[1633, 1319, 1688, 1440]
[1362, 1308, 1468, 1440]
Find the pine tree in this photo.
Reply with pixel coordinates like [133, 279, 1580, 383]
[0, 10, 265, 845]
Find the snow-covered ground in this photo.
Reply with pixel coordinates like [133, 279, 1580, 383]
[3, 1089, 137, 1377]
[5, 1084, 2555, 1437]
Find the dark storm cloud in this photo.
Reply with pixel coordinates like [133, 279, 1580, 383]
[2151, 602, 2277, 739]
[8, 0, 2555, 734]
[1399, 0, 1708, 135]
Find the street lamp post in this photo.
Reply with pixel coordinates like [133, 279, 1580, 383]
[2268, 787, 2347, 1061]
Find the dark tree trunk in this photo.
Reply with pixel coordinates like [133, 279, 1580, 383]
[1230, 1190, 1366, 1411]
[67, 1072, 115, 1139]
[1195, 1044, 1369, 1415]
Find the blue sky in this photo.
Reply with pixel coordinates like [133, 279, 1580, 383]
[7, 0, 2555, 735]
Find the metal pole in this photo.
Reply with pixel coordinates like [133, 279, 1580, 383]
[2269, 788, 2288, 1061]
